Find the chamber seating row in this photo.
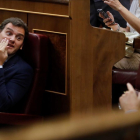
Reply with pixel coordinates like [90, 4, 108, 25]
[0, 0, 139, 126]
[0, 33, 49, 125]
[112, 38, 140, 104]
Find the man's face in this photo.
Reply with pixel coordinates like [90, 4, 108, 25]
[0, 23, 25, 56]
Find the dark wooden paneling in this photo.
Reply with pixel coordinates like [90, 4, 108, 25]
[28, 14, 70, 33]
[0, 0, 69, 15]
[34, 30, 66, 94]
[28, 14, 70, 95]
[0, 11, 27, 24]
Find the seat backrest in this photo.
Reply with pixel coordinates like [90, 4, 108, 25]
[10, 33, 49, 115]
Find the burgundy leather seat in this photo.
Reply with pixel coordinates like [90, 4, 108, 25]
[112, 69, 138, 88]
[19, 32, 49, 115]
[112, 38, 140, 90]
[112, 38, 140, 104]
[0, 33, 49, 125]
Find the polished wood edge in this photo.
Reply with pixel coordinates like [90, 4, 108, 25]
[33, 29, 68, 96]
[33, 29, 67, 35]
[0, 8, 70, 18]
[45, 90, 66, 95]
[17, 0, 69, 5]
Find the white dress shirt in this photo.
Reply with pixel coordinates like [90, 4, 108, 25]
[127, 0, 140, 33]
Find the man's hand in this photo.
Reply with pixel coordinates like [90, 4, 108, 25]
[119, 83, 140, 113]
[103, 0, 123, 11]
[0, 38, 9, 65]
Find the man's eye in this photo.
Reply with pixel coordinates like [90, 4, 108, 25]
[6, 31, 12, 35]
[16, 36, 24, 41]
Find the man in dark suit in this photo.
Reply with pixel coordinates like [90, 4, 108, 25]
[0, 17, 33, 111]
[90, 0, 130, 28]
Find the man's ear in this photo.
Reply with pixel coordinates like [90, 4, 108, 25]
[20, 44, 23, 50]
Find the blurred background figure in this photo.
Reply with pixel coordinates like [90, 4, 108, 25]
[90, 0, 130, 28]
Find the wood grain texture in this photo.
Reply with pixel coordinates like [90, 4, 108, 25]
[34, 30, 66, 94]
[0, 0, 69, 15]
[0, 11, 27, 24]
[69, 0, 125, 115]
[28, 14, 70, 32]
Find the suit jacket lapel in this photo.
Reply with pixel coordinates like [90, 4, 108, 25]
[3, 55, 20, 70]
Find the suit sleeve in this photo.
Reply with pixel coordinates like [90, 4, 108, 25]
[0, 66, 33, 111]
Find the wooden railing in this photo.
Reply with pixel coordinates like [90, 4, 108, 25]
[0, 110, 140, 139]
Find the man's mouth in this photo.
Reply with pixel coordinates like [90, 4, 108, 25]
[7, 44, 14, 48]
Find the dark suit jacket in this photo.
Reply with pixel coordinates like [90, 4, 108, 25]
[90, 0, 130, 28]
[0, 54, 33, 111]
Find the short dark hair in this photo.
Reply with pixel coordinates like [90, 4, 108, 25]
[0, 17, 29, 43]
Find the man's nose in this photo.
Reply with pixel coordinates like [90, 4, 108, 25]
[9, 35, 15, 43]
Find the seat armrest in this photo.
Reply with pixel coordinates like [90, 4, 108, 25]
[112, 68, 137, 85]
